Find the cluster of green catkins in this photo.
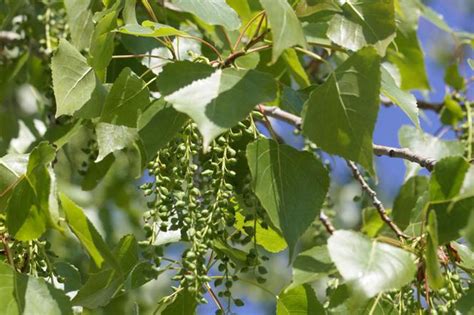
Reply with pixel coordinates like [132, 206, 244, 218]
[140, 118, 269, 307]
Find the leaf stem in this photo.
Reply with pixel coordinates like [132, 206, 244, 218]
[180, 35, 223, 61]
[294, 47, 333, 69]
[233, 11, 265, 51]
[0, 233, 14, 268]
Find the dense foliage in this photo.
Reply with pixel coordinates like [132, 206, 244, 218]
[0, 0, 473, 314]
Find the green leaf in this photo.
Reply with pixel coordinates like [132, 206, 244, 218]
[234, 212, 287, 253]
[125, 262, 160, 291]
[444, 63, 465, 90]
[302, 21, 332, 47]
[52, 39, 97, 117]
[259, 0, 306, 62]
[388, 0, 430, 90]
[328, 230, 416, 299]
[171, 0, 240, 31]
[75, 82, 109, 119]
[295, 0, 341, 17]
[118, 21, 189, 37]
[54, 262, 82, 293]
[464, 212, 474, 251]
[429, 196, 474, 244]
[72, 269, 121, 308]
[95, 123, 138, 162]
[469, 58, 474, 70]
[440, 95, 464, 126]
[73, 235, 139, 308]
[246, 138, 329, 259]
[381, 65, 419, 127]
[157, 61, 277, 150]
[302, 47, 381, 174]
[0, 262, 73, 315]
[289, 245, 335, 290]
[399, 125, 464, 178]
[457, 286, 474, 314]
[89, 10, 118, 75]
[5, 143, 57, 241]
[280, 85, 309, 115]
[277, 284, 325, 315]
[123, 0, 138, 25]
[392, 176, 429, 231]
[60, 193, 117, 269]
[162, 289, 197, 315]
[6, 178, 47, 240]
[212, 239, 250, 268]
[425, 211, 444, 290]
[282, 49, 310, 88]
[43, 119, 83, 149]
[100, 67, 150, 128]
[81, 154, 116, 191]
[138, 100, 188, 161]
[452, 242, 474, 272]
[64, 0, 95, 51]
[361, 207, 386, 237]
[0, 153, 28, 208]
[327, 0, 396, 55]
[429, 156, 469, 202]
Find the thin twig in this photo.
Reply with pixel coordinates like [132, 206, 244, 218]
[233, 11, 265, 51]
[205, 283, 224, 311]
[222, 43, 270, 67]
[319, 211, 335, 235]
[112, 54, 171, 60]
[382, 100, 444, 112]
[259, 106, 437, 171]
[257, 105, 282, 143]
[373, 144, 436, 171]
[347, 161, 409, 240]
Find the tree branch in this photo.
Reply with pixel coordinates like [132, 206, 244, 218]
[381, 100, 443, 113]
[319, 211, 335, 235]
[346, 161, 409, 240]
[372, 144, 436, 171]
[259, 106, 437, 171]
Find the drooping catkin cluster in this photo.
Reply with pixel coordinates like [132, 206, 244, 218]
[140, 118, 269, 306]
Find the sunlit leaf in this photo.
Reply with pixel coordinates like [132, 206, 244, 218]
[328, 230, 416, 299]
[277, 284, 324, 315]
[157, 61, 277, 150]
[171, 0, 240, 30]
[52, 40, 97, 117]
[234, 212, 287, 253]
